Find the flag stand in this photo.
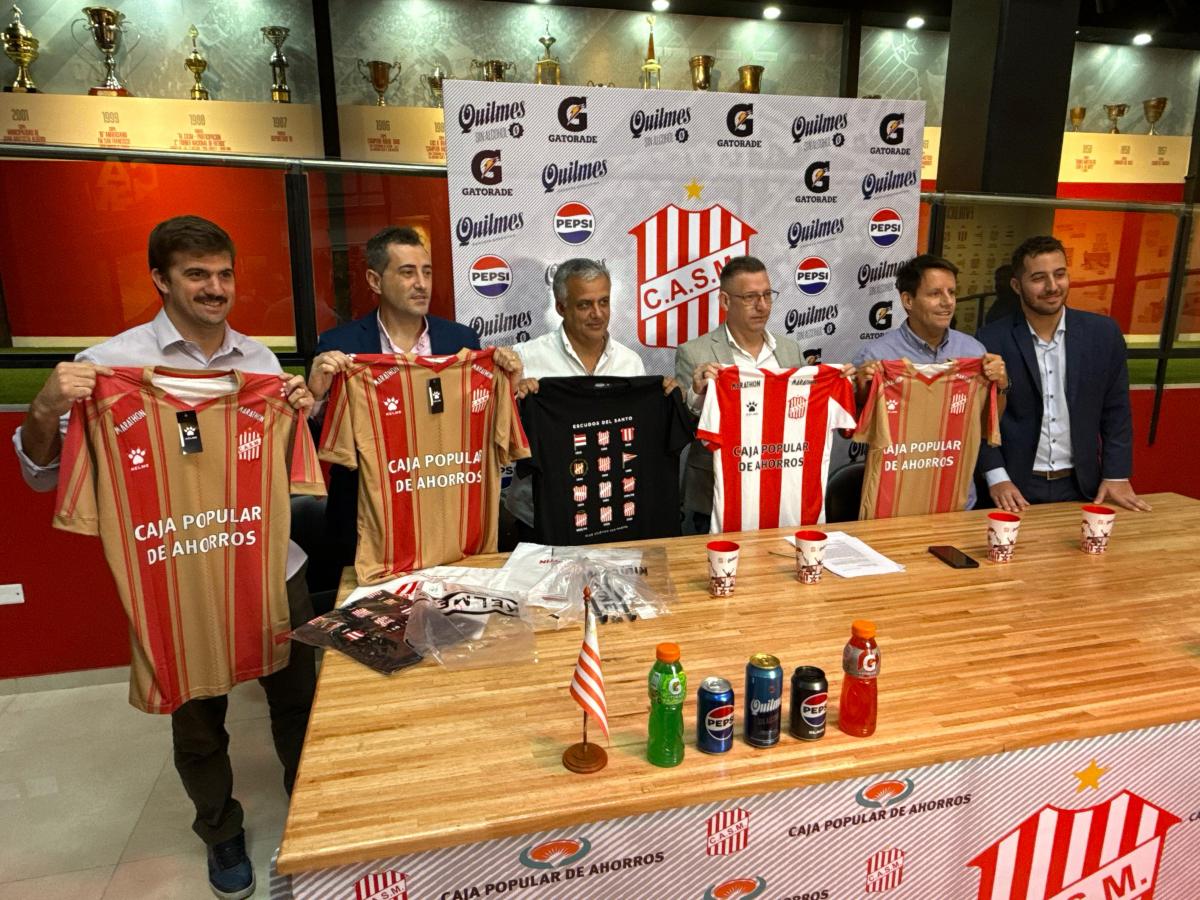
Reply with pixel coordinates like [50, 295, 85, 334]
[563, 587, 608, 774]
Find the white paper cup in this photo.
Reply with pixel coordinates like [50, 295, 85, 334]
[707, 540, 740, 596]
[1081, 505, 1116, 554]
[794, 530, 827, 584]
[986, 512, 1021, 562]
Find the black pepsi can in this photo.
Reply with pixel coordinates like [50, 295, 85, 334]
[744, 653, 783, 747]
[696, 677, 735, 754]
[789, 666, 828, 741]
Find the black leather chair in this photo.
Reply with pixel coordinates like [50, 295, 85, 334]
[824, 462, 865, 523]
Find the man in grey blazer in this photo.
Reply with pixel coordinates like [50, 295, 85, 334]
[674, 255, 807, 532]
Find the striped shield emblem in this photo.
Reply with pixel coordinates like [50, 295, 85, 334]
[865, 848, 905, 892]
[706, 807, 751, 856]
[354, 870, 407, 900]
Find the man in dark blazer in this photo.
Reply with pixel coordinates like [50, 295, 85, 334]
[674, 256, 808, 532]
[305, 226, 520, 588]
[977, 235, 1150, 513]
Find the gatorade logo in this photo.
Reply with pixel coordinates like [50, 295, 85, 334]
[468, 255, 512, 298]
[880, 112, 904, 145]
[558, 96, 588, 132]
[554, 201, 595, 245]
[795, 256, 831, 296]
[868, 208, 903, 247]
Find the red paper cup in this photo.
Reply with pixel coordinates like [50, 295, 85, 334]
[986, 511, 1021, 562]
[707, 540, 740, 596]
[794, 529, 827, 584]
[1080, 505, 1116, 554]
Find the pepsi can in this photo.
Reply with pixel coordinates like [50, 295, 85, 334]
[789, 666, 828, 741]
[696, 677, 735, 754]
[744, 653, 783, 747]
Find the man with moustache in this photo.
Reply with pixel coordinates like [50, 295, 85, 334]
[977, 235, 1150, 512]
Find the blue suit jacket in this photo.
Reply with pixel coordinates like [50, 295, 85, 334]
[315, 311, 482, 562]
[976, 307, 1133, 500]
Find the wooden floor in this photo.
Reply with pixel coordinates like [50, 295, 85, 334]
[278, 493, 1200, 874]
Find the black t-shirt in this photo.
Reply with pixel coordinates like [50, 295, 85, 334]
[518, 376, 694, 545]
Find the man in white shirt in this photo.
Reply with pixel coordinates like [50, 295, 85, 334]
[674, 255, 808, 533]
[507, 258, 675, 528]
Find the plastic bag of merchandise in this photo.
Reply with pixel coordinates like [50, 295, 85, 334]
[405, 578, 538, 669]
[290, 589, 422, 674]
[526, 556, 672, 626]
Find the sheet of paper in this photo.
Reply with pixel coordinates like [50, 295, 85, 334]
[785, 531, 905, 578]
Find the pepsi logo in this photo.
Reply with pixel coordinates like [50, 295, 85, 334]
[705, 704, 735, 739]
[468, 255, 512, 298]
[554, 201, 595, 245]
[795, 256, 831, 296]
[868, 208, 904, 247]
[800, 691, 827, 726]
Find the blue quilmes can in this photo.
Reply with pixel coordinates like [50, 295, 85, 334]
[697, 676, 735, 754]
[744, 653, 784, 747]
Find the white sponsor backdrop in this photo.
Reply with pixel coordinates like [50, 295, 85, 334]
[442, 80, 924, 375]
[274, 719, 1200, 899]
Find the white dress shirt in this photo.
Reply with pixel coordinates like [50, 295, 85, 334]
[685, 326, 779, 413]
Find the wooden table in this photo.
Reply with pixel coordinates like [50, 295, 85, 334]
[276, 494, 1200, 897]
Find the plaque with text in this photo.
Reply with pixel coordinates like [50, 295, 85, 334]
[338, 105, 446, 165]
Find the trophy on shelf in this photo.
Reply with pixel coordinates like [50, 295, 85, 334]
[1068, 106, 1086, 131]
[261, 25, 291, 103]
[422, 65, 445, 107]
[74, 6, 137, 96]
[358, 58, 399, 106]
[689, 55, 714, 91]
[535, 21, 560, 85]
[3, 4, 38, 93]
[471, 58, 512, 82]
[738, 64, 763, 94]
[640, 15, 661, 89]
[586, 79, 615, 87]
[184, 25, 209, 100]
[1103, 102, 1128, 134]
[1143, 97, 1167, 135]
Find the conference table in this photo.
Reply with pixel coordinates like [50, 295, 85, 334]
[273, 493, 1200, 899]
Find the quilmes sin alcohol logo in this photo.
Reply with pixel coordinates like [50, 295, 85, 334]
[855, 778, 915, 809]
[630, 104, 691, 145]
[518, 837, 592, 869]
[791, 111, 848, 145]
[457, 99, 525, 140]
[702, 876, 767, 899]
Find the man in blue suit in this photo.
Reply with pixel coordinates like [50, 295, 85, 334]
[977, 235, 1150, 513]
[305, 226, 521, 586]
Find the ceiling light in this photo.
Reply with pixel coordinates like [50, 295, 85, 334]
[763, 5, 781, 19]
[1132, 32, 1152, 45]
[534, 0, 551, 4]
[652, 0, 669, 10]
[906, 15, 925, 29]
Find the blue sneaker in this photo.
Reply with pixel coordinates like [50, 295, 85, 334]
[208, 831, 255, 899]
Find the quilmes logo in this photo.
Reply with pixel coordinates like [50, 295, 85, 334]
[630, 104, 691, 145]
[553, 201, 595, 245]
[855, 778, 915, 809]
[464, 150, 511, 196]
[791, 111, 848, 145]
[874, 112, 911, 154]
[455, 212, 524, 247]
[784, 303, 838, 337]
[552, 96, 596, 143]
[858, 259, 901, 290]
[795, 256, 831, 296]
[457, 99, 525, 139]
[702, 876, 767, 899]
[868, 208, 904, 247]
[542, 158, 608, 193]
[797, 161, 836, 203]
[718, 103, 760, 147]
[787, 216, 844, 249]
[518, 837, 591, 869]
[468, 255, 512, 298]
[862, 167, 920, 200]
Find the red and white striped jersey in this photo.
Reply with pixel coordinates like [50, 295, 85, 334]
[318, 350, 529, 583]
[696, 365, 856, 533]
[854, 358, 1000, 519]
[53, 367, 326, 714]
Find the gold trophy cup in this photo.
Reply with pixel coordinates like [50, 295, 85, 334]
[1103, 103, 1128, 134]
[261, 25, 291, 103]
[535, 21, 560, 85]
[1143, 97, 1167, 135]
[422, 65, 445, 107]
[738, 64, 764, 94]
[586, 80, 615, 87]
[640, 16, 661, 89]
[184, 25, 208, 100]
[3, 4, 38, 93]
[358, 59, 400, 106]
[471, 59, 512, 82]
[75, 6, 136, 96]
[1068, 106, 1086, 131]
[689, 55, 715, 91]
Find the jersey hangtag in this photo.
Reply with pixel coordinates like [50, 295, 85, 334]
[427, 377, 444, 414]
[176, 410, 204, 454]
